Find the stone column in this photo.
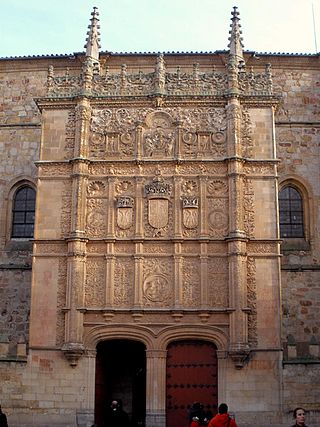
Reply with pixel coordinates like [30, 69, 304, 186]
[76, 349, 96, 427]
[145, 349, 167, 427]
[62, 97, 91, 366]
[226, 91, 249, 367]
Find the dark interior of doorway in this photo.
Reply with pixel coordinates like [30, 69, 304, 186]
[95, 339, 146, 427]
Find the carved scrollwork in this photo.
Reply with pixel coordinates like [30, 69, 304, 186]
[85, 258, 105, 307]
[182, 258, 200, 307]
[86, 199, 107, 237]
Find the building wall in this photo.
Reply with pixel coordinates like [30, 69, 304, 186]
[0, 52, 319, 427]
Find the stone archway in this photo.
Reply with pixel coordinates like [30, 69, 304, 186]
[95, 339, 146, 427]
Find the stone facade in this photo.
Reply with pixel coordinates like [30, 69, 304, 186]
[0, 7, 319, 427]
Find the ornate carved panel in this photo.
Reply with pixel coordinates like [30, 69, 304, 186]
[114, 258, 134, 306]
[207, 179, 229, 238]
[142, 258, 173, 307]
[86, 198, 108, 237]
[56, 257, 67, 346]
[61, 181, 72, 237]
[88, 107, 227, 160]
[85, 258, 106, 307]
[207, 258, 228, 307]
[182, 258, 200, 307]
[243, 177, 255, 237]
[247, 257, 257, 346]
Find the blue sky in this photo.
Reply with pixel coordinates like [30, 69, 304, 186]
[0, 0, 319, 57]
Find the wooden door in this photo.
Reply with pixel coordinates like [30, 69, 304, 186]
[166, 340, 218, 427]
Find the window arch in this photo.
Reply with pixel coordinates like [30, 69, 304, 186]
[279, 185, 304, 238]
[11, 185, 36, 238]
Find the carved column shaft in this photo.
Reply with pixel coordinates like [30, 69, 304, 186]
[107, 178, 115, 237]
[174, 178, 183, 238]
[71, 160, 89, 235]
[199, 177, 207, 237]
[105, 242, 115, 307]
[64, 240, 86, 345]
[228, 240, 249, 366]
[134, 254, 143, 307]
[74, 99, 91, 158]
[135, 178, 144, 238]
[174, 243, 183, 308]
[228, 162, 244, 235]
[200, 243, 209, 307]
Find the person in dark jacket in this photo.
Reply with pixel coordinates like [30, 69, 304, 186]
[208, 403, 237, 427]
[0, 406, 8, 427]
[291, 407, 309, 427]
[105, 399, 129, 427]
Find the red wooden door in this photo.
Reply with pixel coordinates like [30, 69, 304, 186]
[166, 340, 218, 427]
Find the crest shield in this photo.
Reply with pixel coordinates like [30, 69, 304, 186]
[183, 208, 198, 229]
[148, 199, 168, 229]
[117, 207, 133, 229]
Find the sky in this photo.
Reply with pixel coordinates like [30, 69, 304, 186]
[0, 0, 319, 58]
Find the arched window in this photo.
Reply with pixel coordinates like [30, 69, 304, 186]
[279, 186, 304, 238]
[11, 186, 36, 238]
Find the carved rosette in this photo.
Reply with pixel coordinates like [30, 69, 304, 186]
[143, 259, 173, 307]
[85, 258, 105, 307]
[114, 258, 134, 306]
[182, 258, 200, 307]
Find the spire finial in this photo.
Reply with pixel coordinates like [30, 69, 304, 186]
[84, 6, 101, 62]
[228, 6, 244, 64]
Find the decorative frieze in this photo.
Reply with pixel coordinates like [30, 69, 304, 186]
[47, 60, 273, 98]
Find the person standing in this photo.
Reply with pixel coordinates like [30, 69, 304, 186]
[104, 399, 129, 427]
[0, 406, 8, 427]
[208, 403, 237, 427]
[291, 407, 309, 427]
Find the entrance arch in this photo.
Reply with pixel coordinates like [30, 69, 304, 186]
[95, 339, 146, 427]
[166, 340, 218, 427]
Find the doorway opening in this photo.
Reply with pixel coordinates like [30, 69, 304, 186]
[95, 339, 146, 427]
[166, 339, 218, 427]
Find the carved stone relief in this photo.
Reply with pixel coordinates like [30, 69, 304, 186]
[85, 258, 105, 307]
[143, 258, 173, 307]
[86, 198, 107, 237]
[61, 181, 72, 237]
[114, 179, 135, 238]
[144, 175, 173, 238]
[243, 177, 255, 237]
[114, 258, 134, 306]
[247, 257, 257, 346]
[207, 257, 228, 307]
[241, 108, 253, 158]
[182, 258, 200, 307]
[88, 107, 227, 160]
[207, 179, 229, 238]
[56, 257, 67, 346]
[180, 179, 199, 236]
[65, 109, 75, 159]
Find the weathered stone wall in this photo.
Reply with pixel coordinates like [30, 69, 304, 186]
[271, 60, 320, 418]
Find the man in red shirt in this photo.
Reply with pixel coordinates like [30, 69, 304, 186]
[208, 403, 237, 427]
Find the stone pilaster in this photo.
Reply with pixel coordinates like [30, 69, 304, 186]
[145, 349, 167, 427]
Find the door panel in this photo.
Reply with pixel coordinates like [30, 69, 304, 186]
[166, 340, 218, 427]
